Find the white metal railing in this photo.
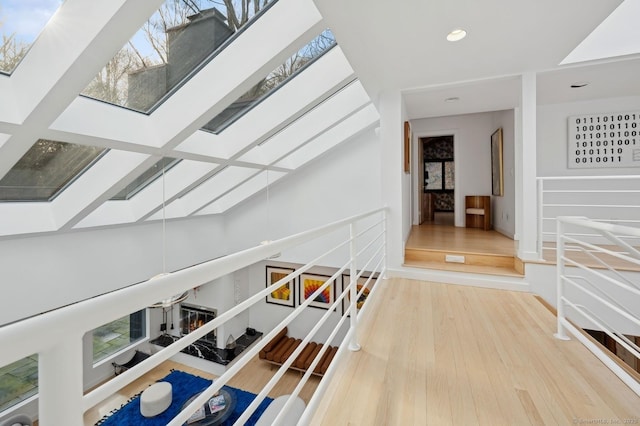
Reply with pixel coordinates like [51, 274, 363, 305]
[536, 175, 640, 259]
[554, 216, 640, 397]
[0, 207, 387, 425]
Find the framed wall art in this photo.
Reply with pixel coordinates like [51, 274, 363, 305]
[491, 127, 504, 196]
[404, 121, 411, 173]
[265, 266, 296, 307]
[299, 273, 335, 310]
[341, 273, 377, 315]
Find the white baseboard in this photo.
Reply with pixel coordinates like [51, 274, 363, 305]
[386, 266, 531, 292]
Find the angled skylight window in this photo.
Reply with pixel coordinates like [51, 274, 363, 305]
[81, 0, 276, 112]
[202, 29, 336, 133]
[0, 0, 63, 74]
[0, 139, 105, 201]
[111, 157, 180, 200]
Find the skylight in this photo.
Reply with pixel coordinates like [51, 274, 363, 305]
[111, 157, 180, 200]
[0, 0, 63, 75]
[81, 0, 276, 112]
[202, 29, 336, 133]
[0, 139, 105, 202]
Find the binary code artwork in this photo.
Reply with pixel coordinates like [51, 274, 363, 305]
[568, 112, 640, 169]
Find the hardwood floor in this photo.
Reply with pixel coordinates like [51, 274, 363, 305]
[310, 277, 640, 425]
[83, 356, 320, 425]
[404, 223, 523, 276]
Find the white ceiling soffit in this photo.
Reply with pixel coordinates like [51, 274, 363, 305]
[197, 170, 287, 215]
[403, 76, 522, 120]
[275, 103, 379, 169]
[561, 0, 640, 65]
[238, 80, 370, 164]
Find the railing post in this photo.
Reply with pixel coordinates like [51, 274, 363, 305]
[39, 335, 84, 425]
[348, 222, 361, 352]
[554, 218, 570, 341]
[537, 178, 544, 259]
[382, 209, 388, 278]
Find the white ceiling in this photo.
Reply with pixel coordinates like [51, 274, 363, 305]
[314, 0, 640, 119]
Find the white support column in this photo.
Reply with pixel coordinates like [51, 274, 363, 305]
[379, 90, 405, 269]
[554, 219, 570, 341]
[38, 335, 84, 426]
[517, 73, 539, 260]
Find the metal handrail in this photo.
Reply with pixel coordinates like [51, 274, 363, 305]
[0, 207, 388, 424]
[555, 216, 640, 397]
[536, 175, 640, 259]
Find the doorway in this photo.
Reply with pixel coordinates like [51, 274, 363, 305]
[419, 135, 454, 225]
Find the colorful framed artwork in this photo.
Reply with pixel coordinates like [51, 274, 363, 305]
[341, 273, 377, 315]
[299, 273, 335, 310]
[265, 266, 296, 307]
[404, 121, 411, 173]
[491, 127, 504, 196]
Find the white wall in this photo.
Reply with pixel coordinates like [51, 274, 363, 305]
[411, 111, 515, 234]
[537, 96, 640, 177]
[0, 215, 227, 326]
[224, 127, 382, 266]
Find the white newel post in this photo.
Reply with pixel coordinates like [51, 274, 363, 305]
[348, 222, 361, 352]
[38, 334, 84, 425]
[554, 218, 570, 341]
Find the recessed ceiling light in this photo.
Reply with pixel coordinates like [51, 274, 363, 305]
[570, 81, 589, 88]
[445, 97, 460, 102]
[447, 29, 467, 42]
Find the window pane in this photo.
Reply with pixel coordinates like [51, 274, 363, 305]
[425, 162, 442, 190]
[0, 0, 63, 74]
[202, 29, 336, 133]
[0, 354, 38, 412]
[81, 0, 276, 112]
[111, 157, 180, 200]
[0, 139, 105, 202]
[92, 310, 146, 363]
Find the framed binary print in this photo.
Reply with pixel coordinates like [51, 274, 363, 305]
[491, 128, 504, 196]
[265, 266, 296, 307]
[568, 111, 640, 169]
[299, 273, 335, 310]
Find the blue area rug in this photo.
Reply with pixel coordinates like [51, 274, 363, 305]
[96, 370, 273, 426]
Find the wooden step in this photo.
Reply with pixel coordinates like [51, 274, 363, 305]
[404, 248, 524, 277]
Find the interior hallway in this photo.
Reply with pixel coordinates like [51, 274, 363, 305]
[311, 277, 640, 424]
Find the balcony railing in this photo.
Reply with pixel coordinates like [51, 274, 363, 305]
[554, 216, 640, 397]
[0, 207, 387, 425]
[536, 175, 640, 259]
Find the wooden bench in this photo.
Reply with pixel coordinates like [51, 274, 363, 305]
[258, 327, 338, 376]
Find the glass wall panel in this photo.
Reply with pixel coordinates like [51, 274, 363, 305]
[82, 0, 276, 112]
[202, 29, 336, 133]
[92, 310, 146, 363]
[111, 157, 180, 200]
[0, 0, 62, 74]
[0, 139, 105, 202]
[0, 354, 38, 412]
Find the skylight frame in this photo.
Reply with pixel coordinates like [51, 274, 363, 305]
[202, 35, 338, 135]
[78, 0, 280, 115]
[0, 140, 109, 203]
[111, 157, 181, 201]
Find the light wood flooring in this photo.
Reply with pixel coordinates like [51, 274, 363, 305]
[404, 223, 523, 276]
[83, 356, 320, 425]
[310, 277, 640, 425]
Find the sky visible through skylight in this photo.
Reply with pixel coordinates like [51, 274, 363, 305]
[0, 0, 62, 44]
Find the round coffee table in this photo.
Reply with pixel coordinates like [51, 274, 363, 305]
[183, 388, 237, 426]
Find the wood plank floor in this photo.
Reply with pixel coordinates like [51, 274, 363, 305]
[310, 277, 640, 425]
[405, 223, 516, 256]
[83, 356, 320, 425]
